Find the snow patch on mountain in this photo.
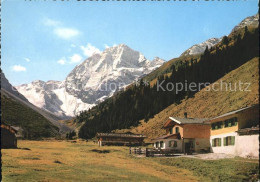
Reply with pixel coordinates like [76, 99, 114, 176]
[180, 38, 222, 57]
[16, 80, 94, 118]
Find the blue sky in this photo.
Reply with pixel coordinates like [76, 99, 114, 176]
[2, 0, 258, 85]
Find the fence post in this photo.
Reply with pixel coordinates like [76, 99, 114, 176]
[146, 148, 149, 157]
[129, 147, 131, 154]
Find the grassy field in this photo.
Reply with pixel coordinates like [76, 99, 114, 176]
[2, 140, 259, 182]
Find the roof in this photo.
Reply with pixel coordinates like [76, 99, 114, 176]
[169, 117, 209, 124]
[152, 133, 181, 141]
[163, 117, 209, 128]
[236, 127, 259, 135]
[208, 105, 259, 121]
[11, 126, 23, 131]
[96, 133, 146, 138]
[1, 124, 17, 134]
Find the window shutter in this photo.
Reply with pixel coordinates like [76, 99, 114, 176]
[231, 136, 235, 145]
[176, 127, 179, 133]
[160, 141, 164, 148]
[212, 139, 215, 147]
[218, 138, 221, 146]
[234, 118, 238, 126]
[223, 137, 226, 146]
[174, 141, 177, 147]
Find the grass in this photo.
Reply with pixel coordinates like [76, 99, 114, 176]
[2, 140, 197, 182]
[2, 140, 259, 182]
[153, 157, 259, 182]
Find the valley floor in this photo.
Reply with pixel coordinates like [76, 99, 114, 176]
[1, 140, 259, 182]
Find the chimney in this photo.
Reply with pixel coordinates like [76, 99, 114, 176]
[184, 112, 187, 118]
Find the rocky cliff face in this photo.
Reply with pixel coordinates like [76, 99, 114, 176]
[65, 44, 164, 104]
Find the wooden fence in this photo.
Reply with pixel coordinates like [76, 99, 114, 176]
[129, 147, 178, 157]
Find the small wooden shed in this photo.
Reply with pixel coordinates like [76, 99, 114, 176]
[1, 123, 18, 148]
[96, 132, 146, 146]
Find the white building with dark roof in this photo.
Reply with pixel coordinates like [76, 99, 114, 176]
[206, 105, 259, 158]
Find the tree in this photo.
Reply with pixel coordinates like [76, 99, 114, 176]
[244, 26, 248, 34]
[222, 36, 229, 45]
[66, 130, 76, 140]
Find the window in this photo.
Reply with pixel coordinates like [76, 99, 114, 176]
[160, 141, 164, 148]
[168, 141, 178, 148]
[156, 142, 159, 148]
[223, 136, 235, 146]
[212, 138, 221, 147]
[169, 128, 173, 134]
[175, 127, 179, 134]
[174, 141, 177, 147]
[224, 117, 238, 128]
[211, 121, 223, 130]
[168, 141, 172, 147]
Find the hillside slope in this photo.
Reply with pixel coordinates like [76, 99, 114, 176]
[1, 89, 60, 139]
[1, 71, 29, 102]
[116, 57, 259, 140]
[1, 71, 72, 134]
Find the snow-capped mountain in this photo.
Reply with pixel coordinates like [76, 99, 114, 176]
[65, 44, 164, 103]
[231, 13, 259, 33]
[16, 80, 92, 118]
[180, 13, 259, 57]
[16, 44, 164, 118]
[180, 37, 222, 57]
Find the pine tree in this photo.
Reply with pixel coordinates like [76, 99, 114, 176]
[222, 36, 229, 45]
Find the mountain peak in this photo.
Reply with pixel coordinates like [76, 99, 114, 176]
[231, 13, 259, 33]
[31, 80, 46, 86]
[150, 57, 165, 67]
[180, 13, 259, 58]
[104, 44, 129, 51]
[152, 57, 165, 63]
[180, 37, 222, 57]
